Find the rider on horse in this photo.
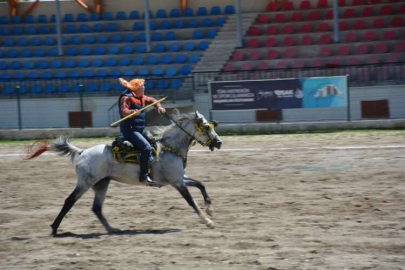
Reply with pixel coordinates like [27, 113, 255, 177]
[118, 78, 166, 185]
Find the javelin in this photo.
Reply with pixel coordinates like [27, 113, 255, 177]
[110, 97, 167, 127]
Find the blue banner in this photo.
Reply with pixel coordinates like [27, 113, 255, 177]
[209, 76, 347, 110]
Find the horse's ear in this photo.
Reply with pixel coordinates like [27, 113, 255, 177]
[212, 120, 219, 127]
[195, 111, 199, 118]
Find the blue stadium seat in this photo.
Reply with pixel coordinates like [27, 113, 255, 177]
[64, 59, 76, 68]
[165, 67, 177, 76]
[96, 69, 107, 77]
[198, 41, 209, 50]
[197, 7, 208, 16]
[31, 85, 42, 94]
[192, 30, 204, 39]
[7, 49, 18, 58]
[70, 36, 81, 45]
[133, 22, 144, 31]
[11, 16, 21, 24]
[135, 44, 146, 53]
[152, 67, 164, 76]
[122, 45, 133, 54]
[145, 80, 154, 90]
[210, 6, 221, 15]
[111, 34, 122, 43]
[138, 33, 146, 42]
[23, 15, 34, 23]
[65, 25, 76, 34]
[103, 12, 113, 20]
[37, 60, 49, 69]
[45, 84, 56, 94]
[174, 20, 185, 28]
[90, 13, 100, 21]
[19, 85, 28, 95]
[124, 34, 136, 42]
[152, 32, 163, 41]
[83, 36, 95, 44]
[184, 8, 194, 16]
[201, 18, 213, 27]
[4, 39, 14, 47]
[62, 36, 68, 45]
[171, 79, 182, 89]
[97, 35, 108, 43]
[0, 72, 10, 80]
[215, 17, 226, 26]
[60, 83, 70, 93]
[2, 85, 14, 95]
[48, 48, 58, 57]
[189, 54, 200, 63]
[187, 19, 199, 28]
[77, 13, 87, 22]
[110, 69, 121, 76]
[26, 26, 36, 35]
[165, 31, 176, 40]
[14, 72, 24, 79]
[106, 23, 117, 32]
[207, 29, 218, 38]
[43, 37, 55, 45]
[129, 11, 140, 19]
[153, 43, 166, 53]
[42, 71, 52, 78]
[100, 82, 110, 92]
[39, 26, 50, 34]
[120, 58, 131, 66]
[106, 57, 117, 66]
[180, 65, 192, 75]
[0, 50, 3, 58]
[156, 80, 169, 89]
[83, 70, 94, 77]
[68, 71, 80, 78]
[21, 49, 32, 57]
[184, 42, 195, 51]
[175, 54, 187, 63]
[133, 56, 144, 65]
[156, 9, 167, 18]
[0, 27, 9, 35]
[55, 71, 66, 78]
[13, 27, 24, 35]
[149, 21, 157, 30]
[63, 14, 74, 22]
[92, 59, 103, 67]
[78, 59, 90, 68]
[37, 14, 47, 23]
[0, 16, 8, 24]
[169, 9, 180, 18]
[109, 46, 119, 54]
[80, 47, 92, 55]
[66, 47, 78, 56]
[79, 24, 90, 33]
[116, 11, 127, 20]
[142, 10, 153, 18]
[92, 23, 103, 32]
[51, 60, 62, 69]
[28, 72, 39, 79]
[86, 82, 98, 92]
[161, 55, 173, 64]
[30, 37, 41, 46]
[72, 84, 83, 93]
[138, 68, 149, 76]
[146, 55, 158, 65]
[123, 69, 136, 76]
[34, 48, 45, 57]
[0, 61, 7, 70]
[24, 61, 35, 69]
[160, 20, 171, 30]
[94, 47, 106, 55]
[169, 43, 180, 52]
[224, 5, 235, 14]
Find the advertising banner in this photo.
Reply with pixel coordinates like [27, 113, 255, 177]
[209, 76, 348, 111]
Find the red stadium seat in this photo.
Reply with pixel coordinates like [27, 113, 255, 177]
[326, 59, 340, 67]
[265, 37, 278, 47]
[319, 47, 332, 57]
[283, 2, 294, 11]
[293, 60, 305, 68]
[317, 0, 328, 8]
[345, 33, 358, 42]
[266, 49, 279, 60]
[276, 62, 288, 69]
[319, 34, 332, 44]
[240, 64, 253, 70]
[372, 19, 385, 28]
[300, 0, 311, 9]
[283, 36, 295, 46]
[266, 2, 278, 12]
[291, 12, 303, 22]
[308, 11, 321, 21]
[362, 7, 374, 17]
[274, 13, 286, 23]
[374, 43, 388, 54]
[281, 25, 295, 34]
[383, 30, 396, 40]
[231, 51, 244, 61]
[380, 5, 393, 16]
[352, 0, 364, 5]
[248, 50, 261, 60]
[348, 57, 361, 65]
[223, 63, 235, 71]
[355, 44, 369, 55]
[325, 10, 333, 19]
[300, 24, 312, 33]
[301, 35, 313, 45]
[339, 0, 346, 6]
[370, 0, 381, 3]
[337, 45, 351, 55]
[386, 54, 400, 63]
[353, 20, 366, 30]
[318, 22, 330, 32]
[401, 4, 405, 14]
[394, 42, 405, 52]
[344, 8, 356, 18]
[257, 62, 270, 70]
[256, 14, 269, 24]
[247, 27, 261, 36]
[265, 25, 278, 35]
[366, 57, 380, 64]
[339, 21, 348, 31]
[391, 17, 404, 27]
[364, 31, 376, 42]
[311, 60, 323, 67]
[247, 39, 260, 48]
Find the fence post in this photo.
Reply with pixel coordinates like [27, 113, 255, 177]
[15, 85, 22, 130]
[79, 84, 85, 128]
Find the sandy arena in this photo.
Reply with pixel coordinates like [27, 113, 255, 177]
[0, 131, 404, 270]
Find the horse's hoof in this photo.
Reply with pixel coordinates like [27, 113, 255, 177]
[206, 207, 214, 217]
[206, 220, 216, 229]
[107, 227, 121, 233]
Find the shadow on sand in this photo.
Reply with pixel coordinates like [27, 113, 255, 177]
[53, 228, 182, 239]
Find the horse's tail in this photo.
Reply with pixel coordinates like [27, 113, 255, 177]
[25, 136, 83, 163]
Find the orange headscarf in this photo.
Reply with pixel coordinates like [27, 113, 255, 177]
[129, 79, 145, 90]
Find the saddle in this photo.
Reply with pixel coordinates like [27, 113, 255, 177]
[111, 131, 157, 164]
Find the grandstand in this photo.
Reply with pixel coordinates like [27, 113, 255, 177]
[0, 0, 404, 129]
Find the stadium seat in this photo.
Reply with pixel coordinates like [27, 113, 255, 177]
[317, 0, 328, 8]
[129, 11, 140, 19]
[338, 45, 351, 56]
[184, 8, 194, 16]
[352, 0, 364, 5]
[266, 50, 278, 60]
[70, 36, 81, 45]
[364, 31, 376, 42]
[223, 63, 235, 71]
[28, 37, 40, 46]
[135, 44, 146, 53]
[133, 56, 144, 65]
[210, 6, 221, 15]
[93, 23, 103, 32]
[355, 44, 369, 55]
[34, 48, 46, 57]
[116, 11, 127, 20]
[106, 23, 117, 32]
[391, 17, 404, 27]
[0, 27, 9, 35]
[78, 59, 90, 67]
[86, 82, 98, 92]
[68, 71, 80, 78]
[13, 72, 24, 79]
[23, 61, 35, 69]
[170, 9, 181, 18]
[21, 49, 32, 57]
[55, 71, 66, 78]
[291, 12, 303, 22]
[282, 25, 294, 34]
[96, 69, 108, 77]
[301, 35, 313, 45]
[23, 15, 34, 23]
[76, 13, 87, 22]
[169, 43, 181, 52]
[124, 34, 136, 43]
[276, 62, 288, 69]
[247, 27, 260, 36]
[319, 47, 332, 57]
[156, 80, 169, 90]
[362, 7, 374, 17]
[165, 31, 176, 40]
[353, 20, 366, 30]
[11, 16, 21, 24]
[265, 37, 278, 47]
[265, 25, 278, 35]
[231, 51, 244, 61]
[100, 82, 111, 92]
[106, 57, 117, 66]
[66, 47, 78, 56]
[65, 25, 76, 34]
[63, 59, 76, 68]
[256, 62, 269, 70]
[152, 67, 164, 76]
[171, 79, 182, 89]
[83, 36, 95, 44]
[43, 37, 55, 46]
[160, 20, 172, 29]
[44, 84, 56, 94]
[345, 33, 357, 43]
[120, 58, 131, 66]
[187, 19, 199, 28]
[31, 85, 42, 94]
[156, 9, 167, 18]
[63, 13, 74, 22]
[283, 36, 295, 46]
[152, 32, 163, 41]
[111, 34, 122, 43]
[247, 39, 260, 48]
[13, 27, 24, 35]
[180, 65, 192, 75]
[92, 59, 103, 67]
[283, 48, 296, 58]
[38, 14, 47, 23]
[51, 59, 62, 69]
[374, 43, 388, 54]
[192, 30, 204, 39]
[380, 5, 393, 15]
[138, 68, 149, 76]
[3, 39, 14, 47]
[198, 41, 209, 51]
[109, 46, 120, 54]
[173, 54, 186, 64]
[300, 0, 311, 9]
[224, 5, 235, 14]
[133, 22, 145, 31]
[94, 46, 106, 55]
[111, 69, 121, 77]
[344, 8, 356, 18]
[161, 55, 173, 64]
[339, 21, 348, 31]
[248, 50, 261, 60]
[153, 43, 166, 53]
[257, 14, 268, 24]
[293, 60, 305, 68]
[122, 45, 133, 54]
[372, 18, 385, 28]
[189, 54, 200, 63]
[174, 20, 185, 28]
[308, 11, 321, 21]
[319, 34, 331, 44]
[25, 26, 36, 35]
[274, 14, 286, 23]
[197, 7, 208, 16]
[216, 17, 226, 26]
[201, 18, 213, 27]
[80, 47, 92, 55]
[7, 49, 18, 58]
[207, 29, 217, 39]
[42, 71, 53, 79]
[383, 30, 396, 40]
[79, 24, 90, 33]
[142, 10, 154, 19]
[147, 55, 159, 65]
[37, 60, 48, 69]
[90, 13, 100, 21]
[103, 12, 113, 20]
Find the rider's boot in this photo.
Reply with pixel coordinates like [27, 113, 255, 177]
[139, 148, 155, 185]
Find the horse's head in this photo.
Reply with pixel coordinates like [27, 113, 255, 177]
[191, 111, 222, 151]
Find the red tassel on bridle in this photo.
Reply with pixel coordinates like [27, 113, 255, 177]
[24, 140, 50, 160]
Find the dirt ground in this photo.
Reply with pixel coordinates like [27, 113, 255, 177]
[0, 131, 405, 270]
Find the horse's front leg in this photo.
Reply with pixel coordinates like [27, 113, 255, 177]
[173, 182, 215, 229]
[183, 177, 213, 217]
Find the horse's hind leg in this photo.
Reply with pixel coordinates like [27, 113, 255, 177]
[174, 183, 215, 229]
[184, 177, 213, 217]
[92, 178, 119, 233]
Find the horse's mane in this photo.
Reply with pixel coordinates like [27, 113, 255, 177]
[155, 112, 194, 138]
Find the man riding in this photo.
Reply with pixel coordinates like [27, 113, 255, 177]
[118, 78, 166, 185]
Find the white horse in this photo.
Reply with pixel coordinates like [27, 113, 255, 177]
[26, 111, 222, 236]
